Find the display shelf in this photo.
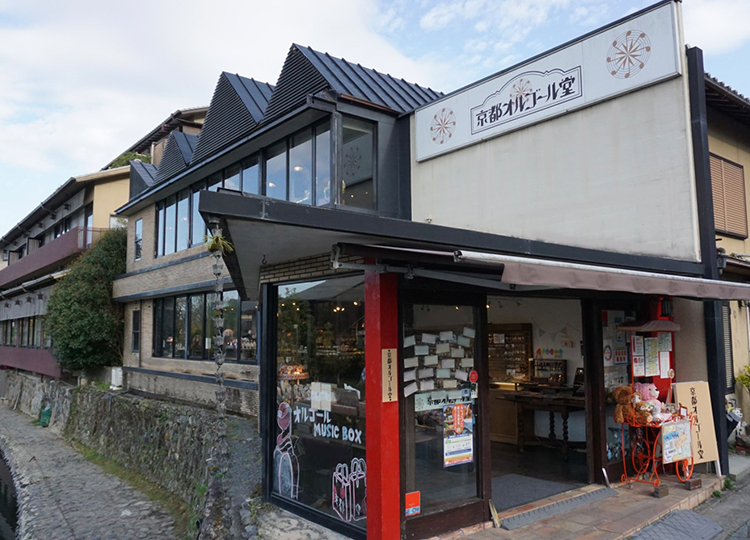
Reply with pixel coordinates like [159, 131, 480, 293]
[532, 359, 567, 385]
[488, 323, 533, 382]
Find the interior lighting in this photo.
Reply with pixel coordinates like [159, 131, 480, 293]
[293, 166, 303, 172]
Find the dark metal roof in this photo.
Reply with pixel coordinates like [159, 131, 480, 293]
[190, 73, 274, 165]
[101, 106, 207, 170]
[706, 73, 750, 129]
[263, 44, 442, 121]
[154, 132, 198, 184]
[129, 160, 158, 199]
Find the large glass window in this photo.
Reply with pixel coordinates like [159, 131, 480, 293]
[191, 183, 206, 248]
[156, 203, 165, 257]
[223, 290, 240, 360]
[341, 117, 375, 210]
[224, 164, 241, 192]
[402, 304, 480, 517]
[132, 310, 141, 353]
[240, 301, 258, 362]
[265, 141, 287, 201]
[163, 297, 175, 357]
[315, 124, 331, 206]
[174, 297, 187, 359]
[289, 131, 313, 205]
[190, 295, 204, 359]
[242, 156, 260, 195]
[176, 190, 190, 252]
[164, 196, 176, 256]
[274, 276, 366, 528]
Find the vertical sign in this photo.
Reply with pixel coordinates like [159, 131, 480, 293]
[382, 348, 397, 403]
[673, 381, 719, 464]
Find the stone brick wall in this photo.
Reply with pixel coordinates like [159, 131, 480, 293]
[259, 253, 363, 284]
[0, 371, 73, 436]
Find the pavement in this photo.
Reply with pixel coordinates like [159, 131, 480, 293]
[0, 405, 175, 540]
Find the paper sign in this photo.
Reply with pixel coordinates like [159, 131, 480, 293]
[463, 327, 476, 338]
[418, 368, 434, 379]
[451, 348, 464, 358]
[431, 390, 447, 400]
[444, 403, 473, 467]
[455, 369, 469, 382]
[659, 351, 671, 378]
[423, 355, 439, 366]
[382, 349, 397, 403]
[443, 379, 458, 389]
[632, 356, 645, 377]
[404, 382, 418, 397]
[661, 420, 692, 464]
[457, 336, 471, 348]
[422, 333, 437, 344]
[448, 389, 463, 400]
[415, 345, 429, 356]
[404, 335, 416, 348]
[311, 382, 333, 411]
[436, 369, 451, 379]
[441, 359, 456, 369]
[436, 343, 450, 354]
[462, 358, 474, 368]
[403, 369, 416, 382]
[645, 338, 659, 377]
[419, 379, 435, 391]
[631, 335, 644, 356]
[405, 491, 421, 516]
[658, 332, 673, 352]
[673, 381, 719, 464]
[440, 331, 455, 342]
[404, 357, 419, 369]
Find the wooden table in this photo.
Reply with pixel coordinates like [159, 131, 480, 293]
[502, 391, 585, 458]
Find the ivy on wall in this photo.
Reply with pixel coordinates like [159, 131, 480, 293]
[46, 228, 127, 372]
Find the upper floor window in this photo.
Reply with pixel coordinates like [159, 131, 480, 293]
[341, 116, 375, 210]
[711, 154, 748, 238]
[134, 219, 143, 261]
[132, 310, 141, 353]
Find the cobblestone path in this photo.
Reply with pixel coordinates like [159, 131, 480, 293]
[0, 405, 175, 540]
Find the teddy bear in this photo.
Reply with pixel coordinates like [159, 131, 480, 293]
[633, 399, 653, 424]
[612, 385, 634, 424]
[634, 382, 667, 422]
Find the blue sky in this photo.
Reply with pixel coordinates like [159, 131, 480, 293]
[1, 0, 749, 235]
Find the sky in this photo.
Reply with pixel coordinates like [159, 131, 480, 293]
[1, 0, 750, 236]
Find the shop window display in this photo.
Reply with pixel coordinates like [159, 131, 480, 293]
[274, 276, 366, 529]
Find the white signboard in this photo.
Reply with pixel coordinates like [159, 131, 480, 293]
[415, 2, 681, 161]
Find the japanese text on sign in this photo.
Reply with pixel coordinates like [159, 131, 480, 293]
[382, 348, 397, 403]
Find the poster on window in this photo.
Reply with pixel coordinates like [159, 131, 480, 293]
[443, 403, 474, 467]
[645, 338, 660, 377]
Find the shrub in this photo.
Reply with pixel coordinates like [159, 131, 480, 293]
[45, 228, 127, 372]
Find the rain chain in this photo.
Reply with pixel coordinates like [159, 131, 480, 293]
[210, 226, 229, 481]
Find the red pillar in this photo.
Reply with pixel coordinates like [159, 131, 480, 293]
[365, 271, 400, 540]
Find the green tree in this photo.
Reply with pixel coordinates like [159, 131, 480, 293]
[109, 152, 150, 169]
[46, 228, 127, 371]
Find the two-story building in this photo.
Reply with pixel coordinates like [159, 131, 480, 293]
[191, 2, 750, 539]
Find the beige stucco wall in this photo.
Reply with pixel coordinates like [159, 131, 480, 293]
[410, 74, 701, 262]
[92, 176, 130, 230]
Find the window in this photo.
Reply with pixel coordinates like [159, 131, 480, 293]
[176, 190, 190, 252]
[242, 156, 260, 195]
[341, 116, 375, 210]
[240, 301, 258, 362]
[132, 310, 141, 353]
[711, 154, 747, 238]
[134, 219, 143, 261]
[274, 277, 366, 526]
[156, 202, 165, 257]
[265, 141, 288, 200]
[315, 123, 331, 206]
[192, 183, 206, 247]
[723, 303, 735, 393]
[289, 131, 313, 205]
[189, 295, 204, 359]
[224, 164, 241, 192]
[164, 196, 176, 256]
[84, 203, 94, 247]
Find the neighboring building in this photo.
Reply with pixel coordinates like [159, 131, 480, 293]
[0, 167, 131, 378]
[704, 75, 750, 414]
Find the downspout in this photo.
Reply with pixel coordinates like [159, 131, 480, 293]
[687, 46, 729, 476]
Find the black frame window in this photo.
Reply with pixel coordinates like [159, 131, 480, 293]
[134, 219, 143, 261]
[132, 310, 141, 353]
[340, 116, 376, 210]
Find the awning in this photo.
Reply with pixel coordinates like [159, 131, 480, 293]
[454, 249, 750, 301]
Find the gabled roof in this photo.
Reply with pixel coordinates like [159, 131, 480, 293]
[101, 106, 207, 170]
[263, 44, 442, 121]
[129, 160, 158, 199]
[705, 73, 750, 129]
[190, 73, 274, 165]
[154, 132, 198, 184]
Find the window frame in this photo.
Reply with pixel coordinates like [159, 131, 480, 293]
[134, 219, 143, 261]
[711, 153, 748, 239]
[132, 310, 141, 353]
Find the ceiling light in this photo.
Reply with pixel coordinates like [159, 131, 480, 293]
[293, 166, 303, 172]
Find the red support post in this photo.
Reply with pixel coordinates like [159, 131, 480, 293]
[365, 271, 400, 540]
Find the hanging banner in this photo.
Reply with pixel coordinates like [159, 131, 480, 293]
[443, 403, 474, 467]
[673, 381, 719, 464]
[382, 348, 397, 403]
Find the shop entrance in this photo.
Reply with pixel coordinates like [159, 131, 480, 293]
[485, 296, 589, 511]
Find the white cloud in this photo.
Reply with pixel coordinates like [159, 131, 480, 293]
[682, 0, 750, 53]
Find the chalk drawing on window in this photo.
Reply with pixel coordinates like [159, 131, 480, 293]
[273, 402, 299, 499]
[332, 457, 367, 522]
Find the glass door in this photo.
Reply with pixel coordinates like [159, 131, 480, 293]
[401, 298, 489, 538]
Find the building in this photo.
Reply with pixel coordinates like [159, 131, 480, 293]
[115, 1, 750, 538]
[0, 167, 130, 378]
